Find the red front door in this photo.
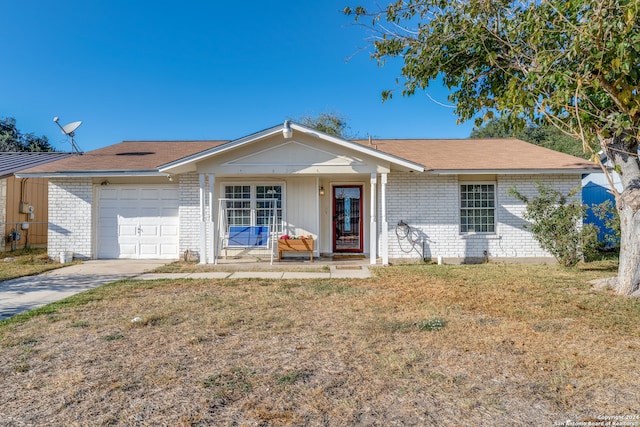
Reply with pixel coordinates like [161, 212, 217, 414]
[332, 185, 363, 253]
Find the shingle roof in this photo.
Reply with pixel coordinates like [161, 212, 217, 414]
[17, 141, 226, 174]
[352, 138, 597, 172]
[0, 152, 75, 178]
[16, 136, 598, 176]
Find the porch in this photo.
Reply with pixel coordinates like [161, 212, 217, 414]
[191, 175, 389, 266]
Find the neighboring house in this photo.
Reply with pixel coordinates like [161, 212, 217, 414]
[17, 122, 598, 264]
[0, 152, 73, 252]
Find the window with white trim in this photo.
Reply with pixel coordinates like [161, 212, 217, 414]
[223, 184, 283, 233]
[460, 183, 496, 233]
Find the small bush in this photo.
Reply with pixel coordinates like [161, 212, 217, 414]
[509, 183, 599, 267]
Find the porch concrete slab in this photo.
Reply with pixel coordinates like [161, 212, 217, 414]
[281, 272, 331, 279]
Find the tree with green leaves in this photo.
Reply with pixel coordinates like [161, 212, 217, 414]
[346, 0, 640, 296]
[0, 117, 54, 152]
[294, 112, 355, 139]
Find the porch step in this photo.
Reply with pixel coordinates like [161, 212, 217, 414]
[332, 254, 366, 260]
[335, 265, 362, 270]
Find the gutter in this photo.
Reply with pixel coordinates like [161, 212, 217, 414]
[15, 170, 166, 179]
[428, 168, 600, 175]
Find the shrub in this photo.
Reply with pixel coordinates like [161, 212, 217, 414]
[509, 183, 600, 267]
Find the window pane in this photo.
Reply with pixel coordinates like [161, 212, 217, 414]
[225, 185, 250, 199]
[225, 186, 251, 227]
[460, 184, 495, 233]
[256, 185, 283, 232]
[224, 184, 284, 233]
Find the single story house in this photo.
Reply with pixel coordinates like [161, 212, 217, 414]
[1, 152, 73, 251]
[17, 121, 598, 264]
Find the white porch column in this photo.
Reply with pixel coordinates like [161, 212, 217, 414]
[381, 173, 389, 265]
[208, 173, 215, 264]
[315, 176, 321, 257]
[370, 172, 377, 265]
[199, 173, 206, 264]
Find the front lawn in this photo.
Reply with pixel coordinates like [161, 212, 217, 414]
[0, 263, 638, 426]
[0, 248, 64, 281]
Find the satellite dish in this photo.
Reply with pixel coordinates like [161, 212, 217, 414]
[61, 121, 82, 135]
[53, 116, 83, 154]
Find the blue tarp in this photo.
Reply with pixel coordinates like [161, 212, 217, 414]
[583, 182, 616, 243]
[227, 226, 270, 247]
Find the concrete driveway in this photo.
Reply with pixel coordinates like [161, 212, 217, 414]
[0, 260, 171, 320]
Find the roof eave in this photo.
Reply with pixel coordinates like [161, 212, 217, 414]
[0, 153, 76, 177]
[16, 170, 166, 179]
[428, 168, 599, 175]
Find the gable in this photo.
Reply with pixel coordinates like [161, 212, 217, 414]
[199, 137, 385, 175]
[159, 122, 424, 175]
[226, 141, 362, 167]
[189, 131, 396, 175]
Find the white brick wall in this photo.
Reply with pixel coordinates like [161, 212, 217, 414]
[48, 178, 93, 260]
[44, 172, 581, 264]
[45, 174, 210, 262]
[179, 173, 202, 258]
[384, 173, 582, 262]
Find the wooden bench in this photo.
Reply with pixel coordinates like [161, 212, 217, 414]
[277, 239, 314, 262]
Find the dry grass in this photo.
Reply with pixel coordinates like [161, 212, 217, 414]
[1, 263, 639, 426]
[0, 248, 67, 281]
[155, 259, 332, 273]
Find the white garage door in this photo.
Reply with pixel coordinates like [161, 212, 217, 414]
[97, 185, 179, 259]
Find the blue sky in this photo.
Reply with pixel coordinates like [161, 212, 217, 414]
[1, 1, 474, 152]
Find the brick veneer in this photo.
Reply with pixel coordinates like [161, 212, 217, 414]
[384, 173, 581, 262]
[47, 178, 93, 260]
[178, 173, 202, 258]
